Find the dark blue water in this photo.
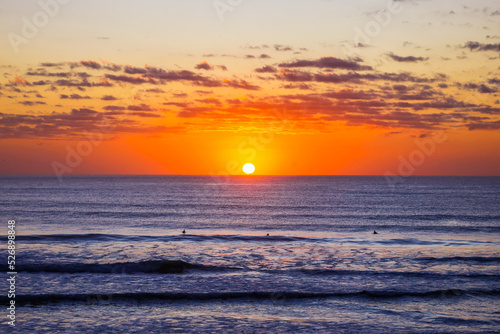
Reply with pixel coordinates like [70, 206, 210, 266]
[1, 175, 499, 333]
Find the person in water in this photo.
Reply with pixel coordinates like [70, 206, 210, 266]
[373, 230, 378, 234]
[182, 230, 186, 234]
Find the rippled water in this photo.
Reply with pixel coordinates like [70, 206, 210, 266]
[1, 175, 499, 333]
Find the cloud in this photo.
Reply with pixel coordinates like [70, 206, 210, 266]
[60, 94, 91, 99]
[276, 70, 439, 84]
[278, 57, 372, 70]
[255, 65, 278, 73]
[324, 89, 375, 100]
[124, 65, 147, 74]
[103, 105, 127, 111]
[163, 102, 189, 108]
[463, 82, 497, 93]
[478, 84, 497, 93]
[26, 70, 72, 77]
[388, 53, 429, 62]
[128, 112, 161, 118]
[274, 44, 293, 52]
[467, 120, 500, 130]
[40, 62, 63, 67]
[80, 60, 102, 69]
[104, 74, 151, 84]
[56, 78, 112, 87]
[463, 41, 500, 51]
[276, 69, 314, 82]
[282, 83, 311, 90]
[19, 100, 46, 106]
[145, 88, 165, 93]
[127, 103, 155, 111]
[222, 79, 260, 90]
[0, 107, 173, 139]
[9, 75, 31, 86]
[196, 97, 222, 106]
[195, 61, 213, 70]
[101, 95, 118, 100]
[260, 54, 271, 59]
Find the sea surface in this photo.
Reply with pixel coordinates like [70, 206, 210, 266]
[1, 175, 499, 333]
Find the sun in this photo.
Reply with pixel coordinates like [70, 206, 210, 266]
[242, 163, 255, 174]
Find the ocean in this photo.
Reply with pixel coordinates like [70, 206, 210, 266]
[1, 175, 499, 333]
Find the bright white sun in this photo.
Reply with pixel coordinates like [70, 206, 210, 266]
[242, 163, 255, 174]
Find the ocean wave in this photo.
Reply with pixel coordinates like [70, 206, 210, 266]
[3, 288, 500, 306]
[415, 256, 500, 263]
[15, 260, 208, 274]
[12, 260, 499, 277]
[9, 233, 500, 246]
[11, 233, 319, 243]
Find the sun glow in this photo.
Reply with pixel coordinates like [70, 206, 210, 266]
[242, 163, 255, 174]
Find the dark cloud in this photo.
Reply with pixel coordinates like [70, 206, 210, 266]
[103, 63, 122, 72]
[124, 65, 147, 75]
[128, 112, 161, 118]
[103, 105, 127, 111]
[260, 54, 271, 59]
[278, 57, 372, 70]
[26, 70, 72, 77]
[243, 44, 269, 50]
[255, 65, 277, 73]
[463, 82, 497, 93]
[128, 104, 155, 111]
[467, 120, 500, 130]
[388, 53, 429, 62]
[80, 60, 102, 69]
[101, 95, 118, 100]
[0, 108, 173, 139]
[478, 84, 497, 93]
[463, 41, 500, 51]
[56, 78, 112, 87]
[40, 62, 63, 67]
[32, 80, 48, 85]
[195, 61, 213, 70]
[282, 83, 311, 90]
[19, 101, 46, 106]
[60, 94, 91, 99]
[104, 74, 151, 84]
[276, 69, 314, 82]
[324, 89, 375, 100]
[276, 70, 438, 84]
[274, 44, 293, 52]
[222, 79, 260, 90]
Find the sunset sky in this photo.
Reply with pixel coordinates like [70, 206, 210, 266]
[0, 0, 499, 176]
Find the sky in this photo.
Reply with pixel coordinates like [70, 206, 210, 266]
[0, 0, 499, 176]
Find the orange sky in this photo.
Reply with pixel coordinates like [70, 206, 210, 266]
[0, 0, 499, 176]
